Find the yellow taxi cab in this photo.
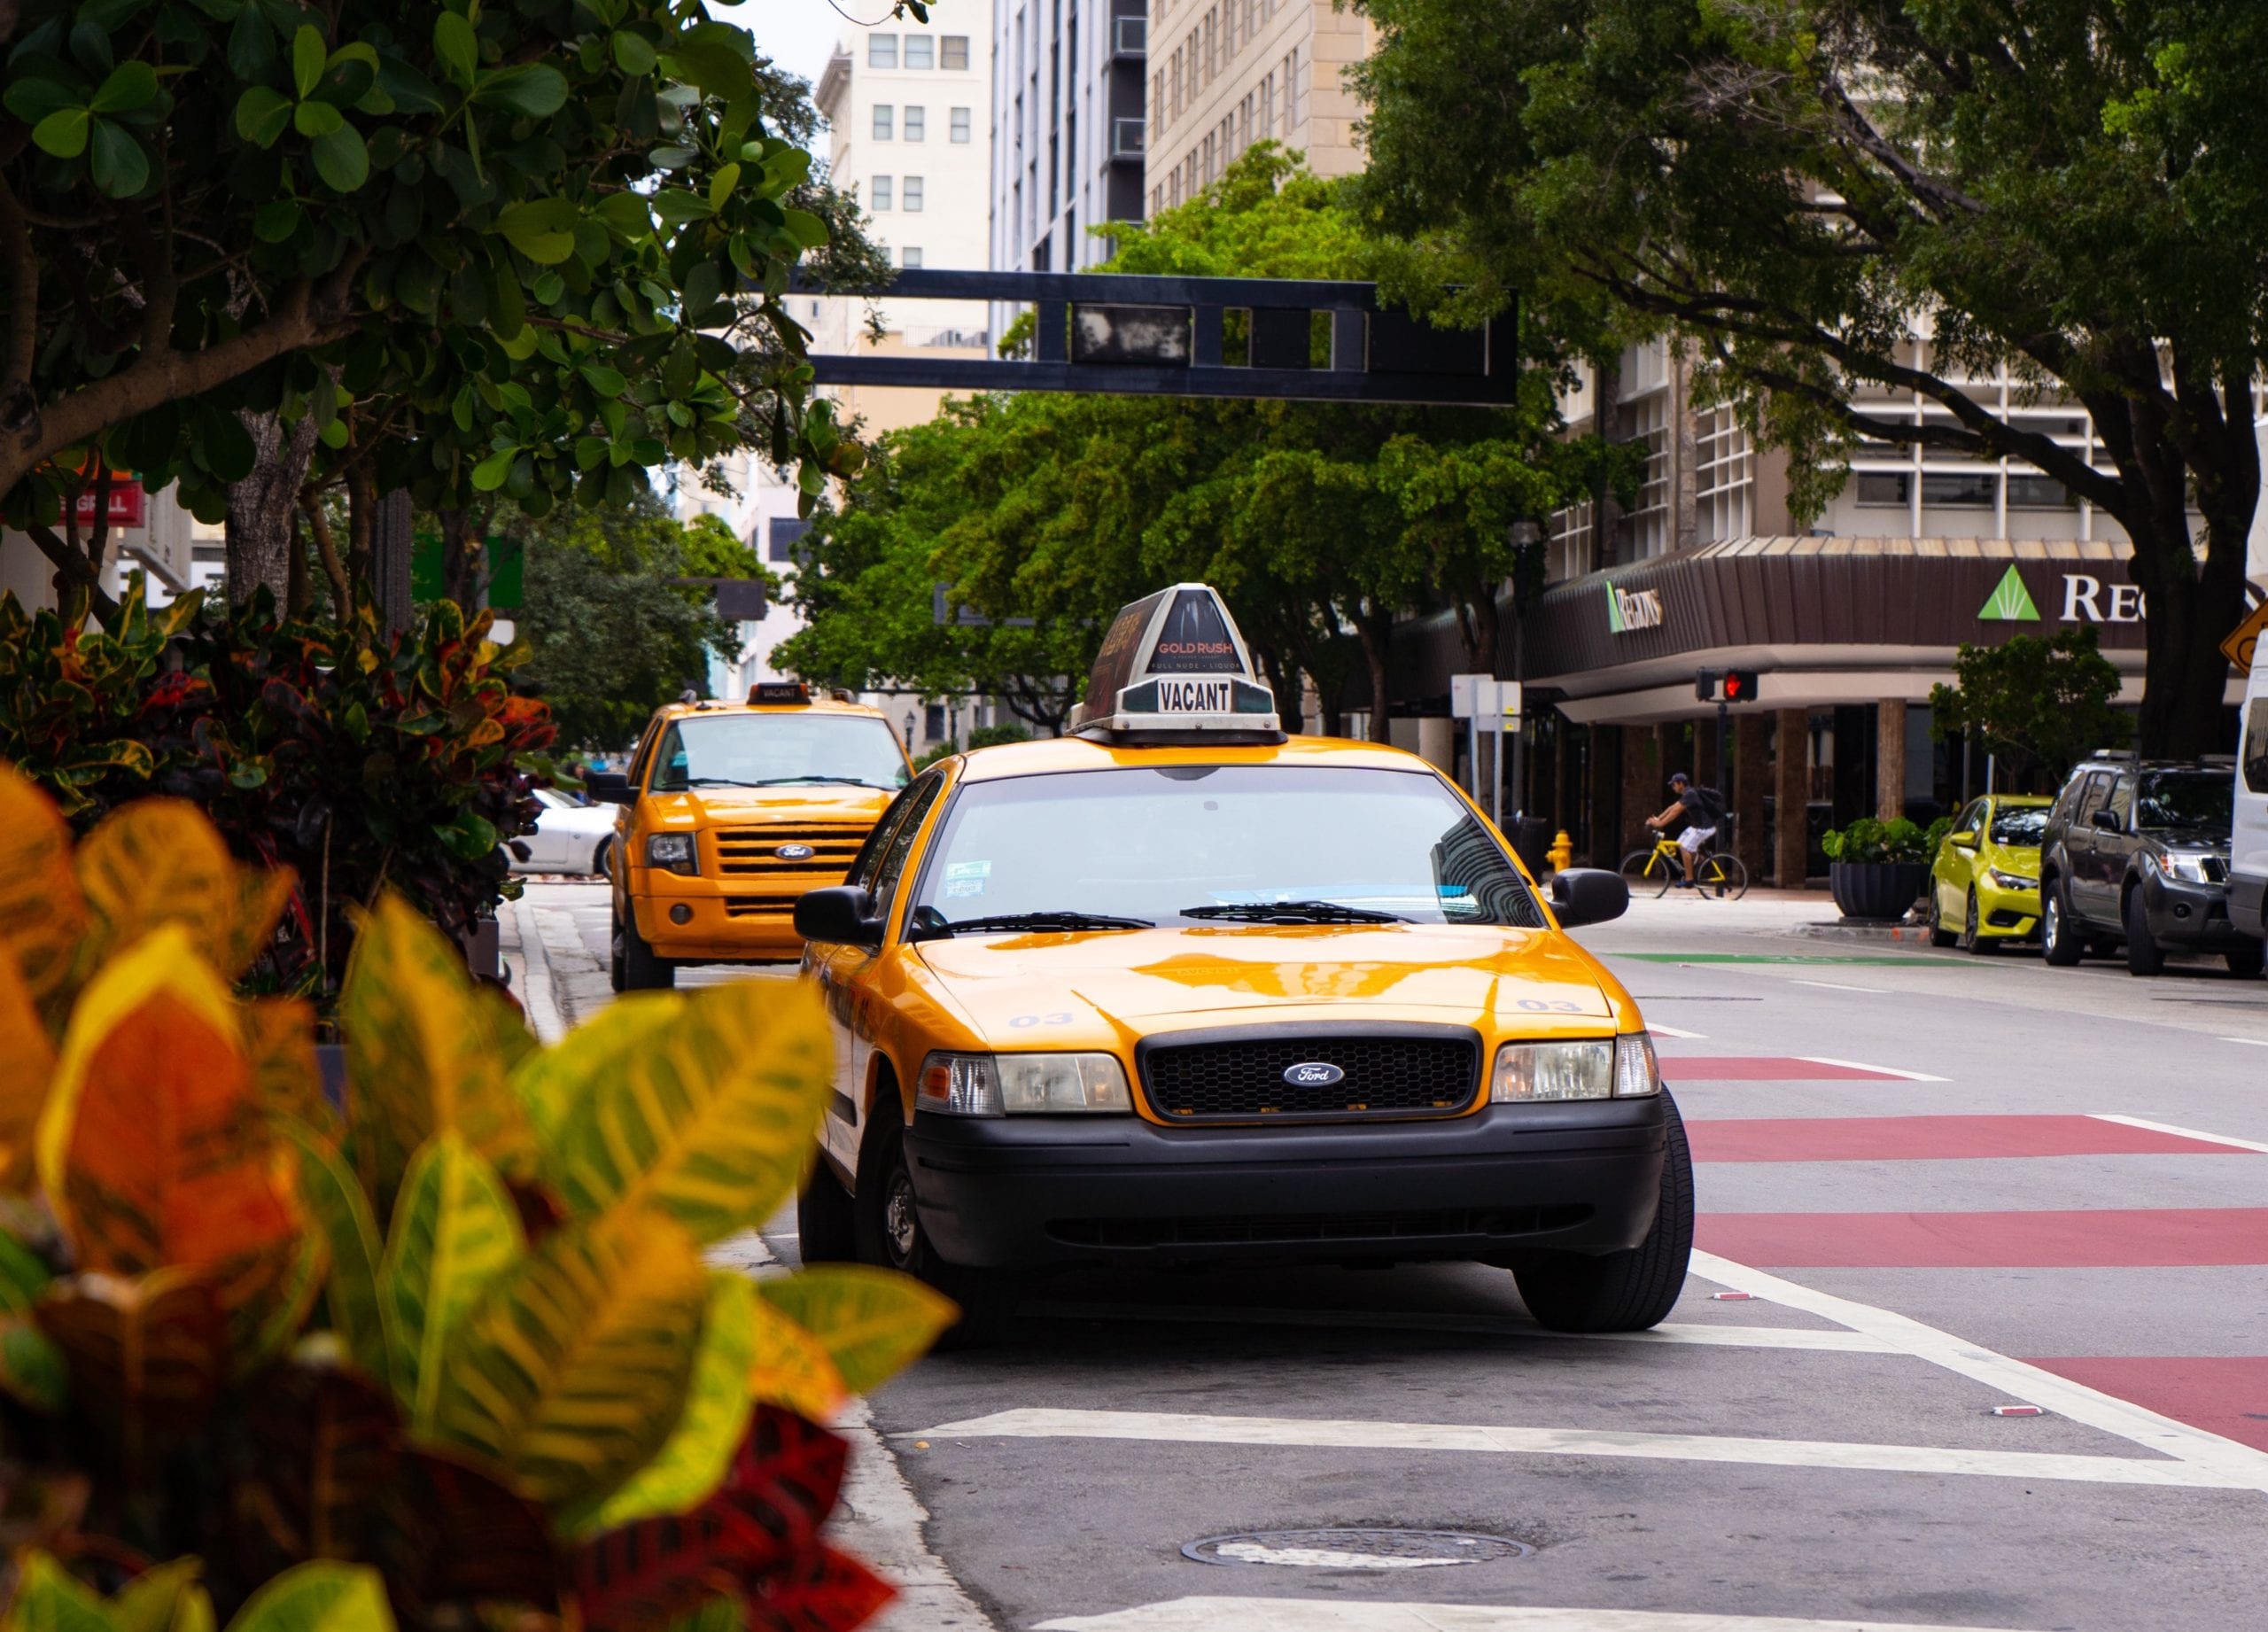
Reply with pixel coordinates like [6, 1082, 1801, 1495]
[586, 683, 913, 989]
[1925, 792, 2053, 951]
[790, 585, 1687, 1335]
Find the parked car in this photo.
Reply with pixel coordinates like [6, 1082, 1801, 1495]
[1926, 794, 2051, 952]
[2233, 644, 2268, 945]
[511, 786, 618, 877]
[2039, 754, 2263, 976]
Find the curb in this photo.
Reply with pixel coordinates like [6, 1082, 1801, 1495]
[1790, 919, 1941, 944]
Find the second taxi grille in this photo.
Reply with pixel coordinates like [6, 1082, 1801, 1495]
[713, 824, 868, 878]
[1141, 1034, 1480, 1123]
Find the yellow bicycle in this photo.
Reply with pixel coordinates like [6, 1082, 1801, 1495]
[1618, 832, 1750, 899]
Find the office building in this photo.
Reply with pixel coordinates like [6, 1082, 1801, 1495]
[990, 0, 1151, 276]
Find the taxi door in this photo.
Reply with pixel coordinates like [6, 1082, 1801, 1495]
[812, 770, 944, 1185]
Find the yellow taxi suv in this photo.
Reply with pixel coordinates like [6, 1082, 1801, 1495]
[1926, 793, 2052, 952]
[790, 584, 1689, 1336]
[586, 683, 913, 988]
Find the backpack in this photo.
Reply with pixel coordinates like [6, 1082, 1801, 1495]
[1686, 785, 1728, 828]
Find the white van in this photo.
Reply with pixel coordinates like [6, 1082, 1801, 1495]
[2235, 641, 2268, 941]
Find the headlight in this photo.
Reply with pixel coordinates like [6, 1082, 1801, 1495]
[916, 1052, 1132, 1115]
[644, 833, 697, 875]
[2155, 852, 2215, 884]
[1986, 867, 2038, 890]
[1491, 1035, 1659, 1101]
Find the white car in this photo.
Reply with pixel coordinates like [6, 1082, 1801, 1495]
[513, 786, 617, 876]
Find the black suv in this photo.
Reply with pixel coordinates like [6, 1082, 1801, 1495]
[2039, 755, 2263, 976]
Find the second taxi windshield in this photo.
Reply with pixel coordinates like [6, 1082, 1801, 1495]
[650, 713, 909, 792]
[908, 765, 1546, 929]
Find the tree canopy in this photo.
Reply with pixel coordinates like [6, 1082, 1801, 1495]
[1352, 0, 2267, 756]
[1930, 626, 2128, 790]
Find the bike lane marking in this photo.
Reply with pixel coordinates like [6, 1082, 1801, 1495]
[1036, 1598, 2061, 1632]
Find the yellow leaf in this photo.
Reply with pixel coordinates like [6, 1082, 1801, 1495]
[221, 1563, 393, 1632]
[74, 798, 241, 969]
[539, 979, 832, 1245]
[0, 946, 58, 1191]
[745, 1289, 848, 1423]
[340, 894, 537, 1205]
[509, 992, 684, 1149]
[8, 1551, 113, 1632]
[0, 761, 90, 1015]
[753, 1263, 955, 1395]
[380, 1131, 524, 1433]
[221, 864, 300, 982]
[112, 1555, 210, 1632]
[277, 1116, 392, 1392]
[240, 998, 333, 1135]
[432, 1209, 709, 1510]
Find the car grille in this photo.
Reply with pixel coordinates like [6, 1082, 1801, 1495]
[723, 896, 801, 918]
[713, 823, 870, 878]
[1140, 1035, 1480, 1123]
[1047, 1204, 1591, 1249]
[2201, 856, 2230, 884]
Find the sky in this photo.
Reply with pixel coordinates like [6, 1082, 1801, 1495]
[744, 0, 855, 91]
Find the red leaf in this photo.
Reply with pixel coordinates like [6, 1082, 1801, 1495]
[573, 1408, 848, 1632]
[744, 1546, 894, 1632]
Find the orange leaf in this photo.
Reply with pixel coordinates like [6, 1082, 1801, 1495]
[37, 1268, 232, 1426]
[744, 1298, 848, 1425]
[0, 762, 90, 1015]
[38, 927, 301, 1280]
[75, 797, 239, 969]
[0, 947, 57, 1191]
[222, 865, 301, 982]
[241, 997, 336, 1138]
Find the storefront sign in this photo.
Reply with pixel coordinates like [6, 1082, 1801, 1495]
[71, 482, 145, 529]
[1978, 564, 2145, 625]
[1604, 582, 1664, 633]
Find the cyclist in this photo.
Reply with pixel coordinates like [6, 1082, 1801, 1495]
[1645, 772, 1722, 890]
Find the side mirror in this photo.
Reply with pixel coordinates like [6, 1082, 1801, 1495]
[2091, 809, 2124, 833]
[1948, 829, 1977, 850]
[795, 885, 883, 949]
[1549, 867, 1629, 929]
[585, 770, 633, 805]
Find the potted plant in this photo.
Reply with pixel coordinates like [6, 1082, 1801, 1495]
[1821, 816, 1933, 921]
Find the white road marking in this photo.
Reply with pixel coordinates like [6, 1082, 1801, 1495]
[2218, 1036, 2268, 1048]
[1689, 1250, 2268, 1491]
[1788, 980, 1886, 995]
[2086, 1112, 2268, 1156]
[1035, 1600, 2058, 1632]
[913, 1406, 2248, 1488]
[1795, 1054, 1950, 1082]
[1021, 1300, 1898, 1352]
[1210, 1542, 1464, 1569]
[1645, 1022, 1708, 1039]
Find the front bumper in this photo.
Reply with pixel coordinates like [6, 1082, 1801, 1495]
[905, 1099, 1668, 1270]
[2138, 871, 2252, 951]
[1973, 878, 2040, 940]
[629, 867, 815, 961]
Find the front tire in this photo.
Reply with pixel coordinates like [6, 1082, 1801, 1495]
[617, 905, 676, 989]
[857, 1118, 1014, 1342]
[2225, 940, 2264, 978]
[2041, 878, 2082, 967]
[796, 1157, 859, 1264]
[2123, 887, 2165, 976]
[1515, 1092, 1693, 1333]
[1964, 888, 1997, 954]
[1927, 887, 1958, 948]
[592, 836, 612, 881]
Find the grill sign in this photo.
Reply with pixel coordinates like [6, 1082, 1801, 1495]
[1283, 1061, 1345, 1088]
[775, 843, 816, 860]
[1155, 678, 1235, 712]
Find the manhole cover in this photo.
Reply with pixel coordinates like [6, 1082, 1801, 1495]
[1182, 1530, 1531, 1570]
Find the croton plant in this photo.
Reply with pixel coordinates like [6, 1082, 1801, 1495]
[0, 762, 951, 1632]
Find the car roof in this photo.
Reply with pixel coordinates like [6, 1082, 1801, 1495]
[1986, 794, 2053, 806]
[650, 696, 889, 723]
[951, 733, 1450, 782]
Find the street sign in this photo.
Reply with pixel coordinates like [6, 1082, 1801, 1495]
[1451, 674, 1518, 719]
[2221, 601, 2268, 673]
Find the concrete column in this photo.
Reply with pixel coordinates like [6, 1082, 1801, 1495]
[1876, 699, 1906, 823]
[1775, 706, 1809, 887]
[1620, 725, 1660, 859]
[1588, 725, 1622, 867]
[1736, 711, 1770, 874]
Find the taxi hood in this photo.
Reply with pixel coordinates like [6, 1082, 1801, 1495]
[913, 924, 1620, 1042]
[643, 783, 896, 824]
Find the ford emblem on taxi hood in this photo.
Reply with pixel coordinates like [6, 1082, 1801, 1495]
[1283, 1061, 1344, 1088]
[776, 843, 816, 860]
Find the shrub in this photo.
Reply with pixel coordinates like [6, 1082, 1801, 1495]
[1821, 816, 1930, 866]
[0, 764, 950, 1632]
[0, 579, 549, 998]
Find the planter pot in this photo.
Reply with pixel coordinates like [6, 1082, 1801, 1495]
[315, 1044, 348, 1112]
[1829, 860, 1930, 922]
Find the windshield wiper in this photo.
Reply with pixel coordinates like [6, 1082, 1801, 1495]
[913, 910, 1155, 940]
[750, 775, 883, 787]
[1177, 899, 1407, 924]
[670, 776, 762, 789]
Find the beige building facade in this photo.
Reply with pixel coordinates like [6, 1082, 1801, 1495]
[1144, 0, 1371, 213]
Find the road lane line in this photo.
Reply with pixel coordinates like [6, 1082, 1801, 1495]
[1788, 980, 1886, 994]
[1035, 1599, 2061, 1632]
[914, 1405, 2248, 1488]
[1689, 1249, 2268, 1490]
[1794, 1055, 1948, 1081]
[2219, 1037, 2268, 1048]
[1020, 1300, 1899, 1352]
[1644, 1022, 1708, 1039]
[2088, 1112, 2268, 1156]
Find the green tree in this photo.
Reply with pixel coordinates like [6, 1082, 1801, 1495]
[511, 490, 740, 750]
[1930, 628, 2129, 790]
[1353, 0, 2266, 758]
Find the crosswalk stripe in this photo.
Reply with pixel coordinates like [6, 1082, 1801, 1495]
[1034, 1598, 2059, 1632]
[1699, 1207, 2268, 1269]
[2088, 1112, 2268, 1156]
[913, 1405, 2251, 1488]
[1019, 1300, 1900, 1352]
[1687, 1113, 2249, 1162]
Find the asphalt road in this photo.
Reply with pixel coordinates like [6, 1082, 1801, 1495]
[516, 881, 2268, 1632]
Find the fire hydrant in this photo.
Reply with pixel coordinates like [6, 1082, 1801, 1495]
[1547, 829, 1574, 874]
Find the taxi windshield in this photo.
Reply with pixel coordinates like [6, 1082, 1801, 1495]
[649, 713, 909, 792]
[2137, 772, 2232, 832]
[910, 765, 1547, 929]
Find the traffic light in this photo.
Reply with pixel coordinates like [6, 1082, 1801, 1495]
[1722, 669, 1759, 703]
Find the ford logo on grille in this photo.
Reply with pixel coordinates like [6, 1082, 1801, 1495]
[775, 843, 816, 860]
[1283, 1061, 1344, 1088]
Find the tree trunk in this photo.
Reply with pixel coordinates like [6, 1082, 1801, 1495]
[2126, 514, 2251, 758]
[1355, 602, 1394, 744]
[225, 409, 320, 607]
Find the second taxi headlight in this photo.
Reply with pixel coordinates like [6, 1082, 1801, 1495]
[2155, 851, 2217, 884]
[1491, 1034, 1660, 1101]
[1987, 866, 2038, 890]
[644, 833, 698, 875]
[917, 1052, 1133, 1115]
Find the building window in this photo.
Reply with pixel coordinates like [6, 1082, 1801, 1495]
[2008, 474, 2076, 509]
[871, 175, 893, 210]
[905, 34, 934, 69]
[767, 517, 812, 563]
[903, 175, 924, 211]
[868, 34, 897, 68]
[1258, 72, 1272, 137]
[902, 246, 923, 268]
[1922, 471, 1995, 509]
[1624, 388, 1670, 559]
[941, 35, 969, 70]
[1696, 404, 1753, 544]
[1203, 8, 1217, 80]
[872, 105, 894, 140]
[1169, 48, 1181, 116]
[951, 105, 971, 142]
[904, 105, 926, 140]
[1856, 473, 1911, 507]
[1288, 42, 1306, 130]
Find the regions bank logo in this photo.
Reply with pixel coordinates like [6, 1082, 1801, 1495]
[1604, 581, 1665, 634]
[1977, 564, 2041, 622]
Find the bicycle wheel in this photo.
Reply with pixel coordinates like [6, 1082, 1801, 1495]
[1697, 852, 1748, 900]
[1618, 849, 1658, 888]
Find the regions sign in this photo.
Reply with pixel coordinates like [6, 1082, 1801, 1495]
[1604, 582, 1665, 634]
[1977, 565, 2146, 626]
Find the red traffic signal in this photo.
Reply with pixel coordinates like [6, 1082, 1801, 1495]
[1722, 669, 1759, 703]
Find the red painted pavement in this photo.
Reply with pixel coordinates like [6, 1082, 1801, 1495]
[1697, 1208, 2268, 1268]
[2023, 1356, 2268, 1453]
[1657, 1056, 1910, 1082]
[1687, 1115, 2249, 1164]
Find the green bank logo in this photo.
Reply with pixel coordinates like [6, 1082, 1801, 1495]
[1978, 564, 2040, 622]
[1604, 581, 1664, 634]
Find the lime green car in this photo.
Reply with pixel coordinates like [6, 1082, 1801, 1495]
[1928, 794, 2053, 952]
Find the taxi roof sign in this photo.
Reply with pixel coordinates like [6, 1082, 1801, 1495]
[1073, 584, 1284, 742]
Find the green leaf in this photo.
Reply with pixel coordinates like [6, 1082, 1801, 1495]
[579, 361, 628, 398]
[254, 198, 302, 243]
[292, 98, 345, 137]
[291, 23, 327, 99]
[3, 77, 80, 126]
[497, 198, 579, 265]
[310, 123, 369, 192]
[279, 1118, 393, 1393]
[235, 85, 292, 147]
[87, 120, 149, 197]
[31, 107, 90, 159]
[474, 64, 568, 117]
[561, 1271, 757, 1536]
[470, 447, 518, 490]
[380, 1131, 524, 1433]
[781, 207, 828, 250]
[432, 12, 478, 88]
[227, 3, 277, 81]
[0, 1233, 51, 1313]
[754, 1263, 956, 1394]
[89, 60, 157, 114]
[590, 191, 651, 238]
[610, 30, 656, 76]
[9, 1553, 113, 1632]
[0, 1320, 67, 1412]
[222, 1562, 392, 1632]
[703, 162, 741, 212]
[109, 1558, 206, 1632]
